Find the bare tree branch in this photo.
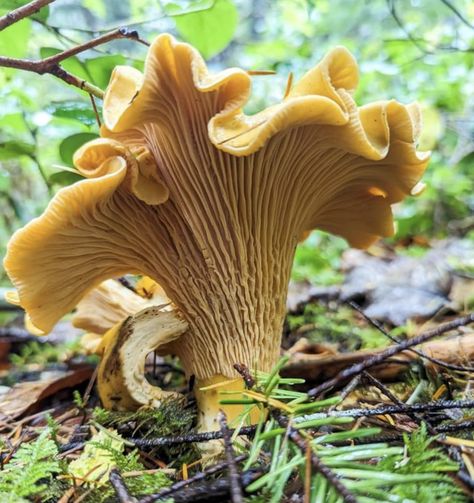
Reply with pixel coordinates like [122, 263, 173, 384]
[440, 0, 474, 30]
[0, 28, 148, 99]
[308, 312, 474, 397]
[387, 0, 432, 54]
[0, 0, 55, 32]
[386, 0, 474, 54]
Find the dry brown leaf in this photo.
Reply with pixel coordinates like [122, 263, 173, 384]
[0, 366, 93, 420]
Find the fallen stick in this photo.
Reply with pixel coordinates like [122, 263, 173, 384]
[283, 328, 474, 384]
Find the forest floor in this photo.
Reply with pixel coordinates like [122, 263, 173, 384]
[0, 238, 473, 502]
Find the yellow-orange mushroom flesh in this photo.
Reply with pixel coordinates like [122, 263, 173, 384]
[4, 34, 429, 430]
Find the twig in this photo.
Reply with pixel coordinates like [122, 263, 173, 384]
[219, 411, 244, 503]
[0, 0, 54, 31]
[295, 399, 474, 422]
[362, 372, 404, 406]
[361, 371, 436, 431]
[440, 0, 474, 29]
[233, 363, 255, 388]
[307, 313, 474, 397]
[109, 469, 137, 503]
[435, 419, 474, 434]
[138, 469, 263, 503]
[274, 412, 357, 503]
[138, 455, 247, 502]
[82, 363, 99, 408]
[386, 0, 474, 54]
[0, 28, 147, 98]
[38, 27, 148, 65]
[89, 94, 101, 128]
[386, 0, 432, 54]
[348, 301, 474, 372]
[331, 417, 474, 446]
[338, 374, 363, 402]
[128, 425, 257, 447]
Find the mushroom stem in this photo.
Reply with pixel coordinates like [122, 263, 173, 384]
[97, 306, 188, 410]
[194, 375, 263, 433]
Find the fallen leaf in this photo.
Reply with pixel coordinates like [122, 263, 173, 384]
[0, 366, 93, 420]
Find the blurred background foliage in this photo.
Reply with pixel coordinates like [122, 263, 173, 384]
[0, 0, 473, 285]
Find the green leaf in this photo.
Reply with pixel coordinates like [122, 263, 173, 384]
[49, 171, 83, 186]
[0, 18, 31, 58]
[59, 132, 98, 166]
[0, 113, 29, 134]
[172, 0, 238, 59]
[0, 171, 11, 192]
[47, 100, 98, 127]
[85, 55, 127, 89]
[0, 140, 35, 160]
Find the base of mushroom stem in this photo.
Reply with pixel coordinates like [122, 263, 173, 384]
[194, 374, 264, 433]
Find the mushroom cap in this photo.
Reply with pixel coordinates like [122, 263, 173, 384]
[97, 305, 188, 410]
[4, 34, 428, 378]
[73, 277, 170, 354]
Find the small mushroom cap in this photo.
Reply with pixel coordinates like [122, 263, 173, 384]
[80, 332, 103, 355]
[72, 279, 152, 335]
[73, 277, 170, 353]
[97, 306, 188, 410]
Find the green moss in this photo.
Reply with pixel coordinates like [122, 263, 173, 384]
[93, 397, 198, 464]
[9, 338, 95, 368]
[72, 433, 172, 503]
[287, 303, 388, 350]
[292, 231, 347, 285]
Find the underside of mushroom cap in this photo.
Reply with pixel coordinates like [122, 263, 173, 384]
[4, 33, 429, 380]
[100, 33, 428, 250]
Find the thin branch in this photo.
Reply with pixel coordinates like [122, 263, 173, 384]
[138, 455, 247, 503]
[219, 411, 244, 503]
[307, 313, 474, 397]
[0, 28, 148, 98]
[138, 468, 263, 503]
[362, 372, 403, 406]
[386, 0, 474, 54]
[0, 0, 54, 32]
[436, 419, 474, 434]
[387, 0, 431, 54]
[40, 27, 148, 67]
[295, 399, 474, 422]
[348, 301, 474, 372]
[109, 469, 137, 503]
[361, 371, 437, 432]
[440, 0, 474, 29]
[128, 425, 257, 448]
[89, 94, 102, 128]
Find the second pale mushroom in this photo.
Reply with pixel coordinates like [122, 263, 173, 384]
[4, 34, 429, 431]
